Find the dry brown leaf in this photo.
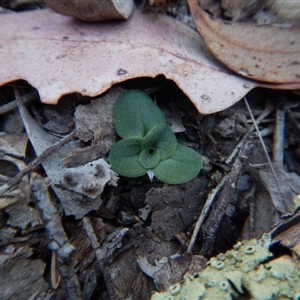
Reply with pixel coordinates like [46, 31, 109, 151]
[265, 0, 300, 25]
[259, 165, 300, 215]
[188, 0, 300, 84]
[0, 133, 28, 158]
[1, 9, 299, 114]
[44, 0, 133, 21]
[0, 8, 266, 114]
[137, 253, 207, 291]
[269, 211, 300, 258]
[0, 133, 29, 210]
[221, 0, 263, 21]
[143, 0, 175, 8]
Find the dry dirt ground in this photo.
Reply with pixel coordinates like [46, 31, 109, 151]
[1, 78, 300, 299]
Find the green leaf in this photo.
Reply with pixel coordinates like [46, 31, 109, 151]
[113, 90, 166, 138]
[139, 147, 161, 169]
[153, 144, 202, 184]
[108, 137, 146, 177]
[141, 124, 177, 160]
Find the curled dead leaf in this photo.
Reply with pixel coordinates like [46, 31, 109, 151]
[221, 0, 264, 21]
[265, 0, 300, 25]
[44, 0, 133, 21]
[188, 0, 300, 84]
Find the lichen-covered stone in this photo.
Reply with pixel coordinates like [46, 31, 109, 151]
[243, 256, 300, 300]
[151, 234, 300, 300]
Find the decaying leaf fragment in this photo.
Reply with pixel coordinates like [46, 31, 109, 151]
[63, 158, 118, 199]
[259, 164, 300, 215]
[0, 133, 28, 159]
[0, 133, 29, 209]
[44, 0, 133, 21]
[188, 0, 300, 84]
[62, 88, 122, 168]
[268, 200, 300, 258]
[137, 253, 207, 291]
[16, 89, 118, 218]
[265, 0, 300, 25]
[0, 246, 48, 300]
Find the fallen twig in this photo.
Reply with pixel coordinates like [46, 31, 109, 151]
[0, 89, 38, 115]
[31, 173, 82, 299]
[188, 102, 270, 253]
[51, 250, 61, 289]
[226, 100, 275, 165]
[187, 171, 228, 253]
[273, 97, 285, 165]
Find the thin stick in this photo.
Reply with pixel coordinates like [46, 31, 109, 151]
[243, 97, 284, 207]
[51, 251, 61, 289]
[273, 105, 285, 165]
[226, 101, 274, 165]
[187, 173, 228, 253]
[31, 173, 82, 299]
[82, 217, 103, 264]
[0, 90, 38, 115]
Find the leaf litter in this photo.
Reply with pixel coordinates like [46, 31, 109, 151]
[0, 245, 48, 300]
[188, 0, 300, 84]
[1, 79, 300, 298]
[1, 3, 300, 299]
[15, 86, 118, 218]
[0, 7, 297, 115]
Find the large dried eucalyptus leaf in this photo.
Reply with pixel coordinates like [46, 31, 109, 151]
[0, 8, 284, 115]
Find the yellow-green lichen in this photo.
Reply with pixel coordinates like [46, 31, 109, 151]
[151, 234, 300, 300]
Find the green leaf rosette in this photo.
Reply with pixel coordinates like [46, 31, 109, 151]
[108, 90, 202, 184]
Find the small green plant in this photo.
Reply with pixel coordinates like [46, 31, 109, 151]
[108, 90, 202, 184]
